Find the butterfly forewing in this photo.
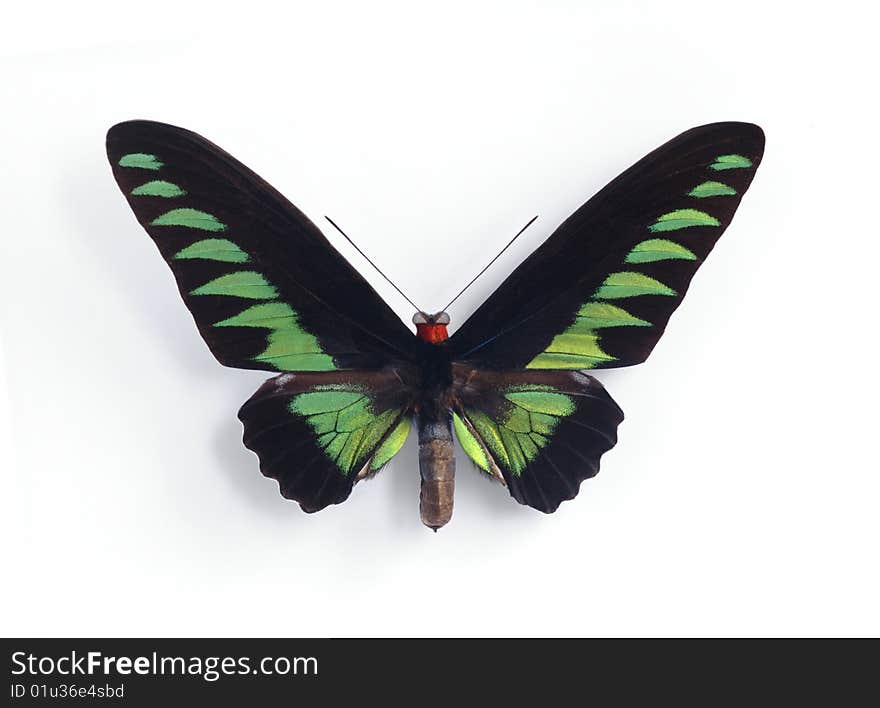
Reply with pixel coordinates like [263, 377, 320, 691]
[108, 121, 419, 511]
[107, 121, 417, 372]
[442, 122, 763, 511]
[445, 122, 765, 371]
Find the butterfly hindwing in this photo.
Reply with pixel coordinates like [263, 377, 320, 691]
[445, 122, 765, 371]
[452, 367, 623, 512]
[107, 121, 416, 372]
[238, 369, 414, 512]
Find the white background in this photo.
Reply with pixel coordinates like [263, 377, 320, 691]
[1, 1, 878, 637]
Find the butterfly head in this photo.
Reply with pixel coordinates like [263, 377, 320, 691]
[413, 311, 450, 344]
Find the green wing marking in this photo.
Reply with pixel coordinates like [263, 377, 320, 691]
[710, 154, 752, 170]
[127, 151, 338, 372]
[525, 150, 750, 370]
[118, 153, 163, 170]
[191, 271, 278, 299]
[238, 369, 415, 512]
[452, 412, 491, 473]
[648, 209, 720, 232]
[131, 180, 186, 197]
[459, 385, 576, 477]
[528, 333, 616, 370]
[625, 239, 696, 264]
[688, 181, 736, 198]
[289, 386, 410, 476]
[152, 208, 228, 232]
[451, 370, 623, 513]
[214, 302, 295, 328]
[252, 329, 334, 371]
[594, 272, 677, 299]
[371, 419, 412, 470]
[174, 239, 250, 263]
[574, 303, 651, 329]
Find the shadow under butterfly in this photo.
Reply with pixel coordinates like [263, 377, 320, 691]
[106, 121, 764, 530]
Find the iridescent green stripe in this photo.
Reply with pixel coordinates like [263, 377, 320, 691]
[335, 397, 375, 432]
[213, 302, 296, 328]
[290, 390, 362, 416]
[357, 410, 398, 457]
[118, 153, 163, 170]
[174, 239, 249, 263]
[688, 180, 736, 198]
[453, 412, 490, 472]
[594, 272, 676, 299]
[152, 208, 227, 232]
[625, 238, 697, 264]
[131, 180, 186, 197]
[325, 433, 350, 462]
[371, 418, 411, 470]
[710, 154, 752, 171]
[254, 328, 323, 358]
[499, 427, 527, 474]
[529, 413, 558, 436]
[504, 405, 533, 433]
[336, 430, 366, 471]
[260, 352, 336, 370]
[648, 209, 720, 233]
[526, 352, 610, 369]
[191, 271, 277, 299]
[251, 319, 337, 370]
[517, 433, 540, 462]
[290, 389, 407, 474]
[544, 332, 616, 363]
[574, 302, 651, 329]
[505, 390, 575, 416]
[465, 409, 511, 468]
[459, 386, 578, 476]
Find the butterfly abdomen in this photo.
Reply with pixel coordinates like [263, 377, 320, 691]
[417, 412, 455, 531]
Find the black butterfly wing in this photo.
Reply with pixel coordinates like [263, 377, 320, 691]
[451, 367, 623, 512]
[108, 121, 421, 511]
[445, 122, 765, 371]
[239, 369, 413, 512]
[446, 123, 763, 512]
[107, 120, 416, 372]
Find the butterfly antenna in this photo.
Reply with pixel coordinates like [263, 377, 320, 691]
[441, 215, 539, 312]
[324, 216, 422, 313]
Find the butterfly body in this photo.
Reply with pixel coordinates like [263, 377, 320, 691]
[107, 120, 763, 530]
[409, 315, 467, 529]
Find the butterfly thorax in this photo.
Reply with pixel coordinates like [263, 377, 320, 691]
[413, 310, 450, 344]
[412, 336, 454, 408]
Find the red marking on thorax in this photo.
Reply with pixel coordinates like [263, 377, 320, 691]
[416, 323, 449, 344]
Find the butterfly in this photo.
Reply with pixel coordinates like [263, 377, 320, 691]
[107, 121, 764, 530]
